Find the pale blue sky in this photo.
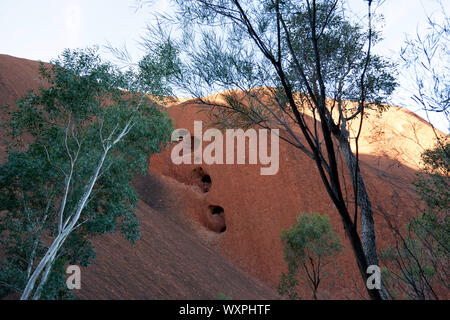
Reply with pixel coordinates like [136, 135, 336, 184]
[0, 0, 448, 132]
[0, 0, 169, 62]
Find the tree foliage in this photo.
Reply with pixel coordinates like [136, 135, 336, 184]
[0, 48, 173, 299]
[381, 142, 449, 299]
[400, 0, 449, 129]
[380, 2, 449, 298]
[279, 213, 342, 300]
[144, 0, 397, 299]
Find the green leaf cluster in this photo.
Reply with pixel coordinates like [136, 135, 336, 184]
[0, 48, 173, 299]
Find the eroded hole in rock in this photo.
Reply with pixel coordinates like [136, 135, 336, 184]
[201, 174, 211, 192]
[203, 205, 226, 233]
[201, 174, 211, 184]
[192, 167, 212, 193]
[209, 205, 224, 215]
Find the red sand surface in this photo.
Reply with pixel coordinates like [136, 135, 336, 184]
[0, 54, 446, 299]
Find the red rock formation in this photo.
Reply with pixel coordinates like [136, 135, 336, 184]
[149, 94, 445, 299]
[0, 54, 446, 299]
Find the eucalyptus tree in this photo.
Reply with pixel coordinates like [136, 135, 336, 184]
[377, 0, 448, 300]
[279, 213, 342, 300]
[143, 0, 397, 299]
[0, 48, 173, 299]
[400, 0, 449, 134]
[380, 142, 449, 300]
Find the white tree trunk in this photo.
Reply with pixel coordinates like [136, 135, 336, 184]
[20, 121, 133, 300]
[338, 133, 389, 299]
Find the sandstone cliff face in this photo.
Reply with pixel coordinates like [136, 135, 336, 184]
[0, 54, 444, 299]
